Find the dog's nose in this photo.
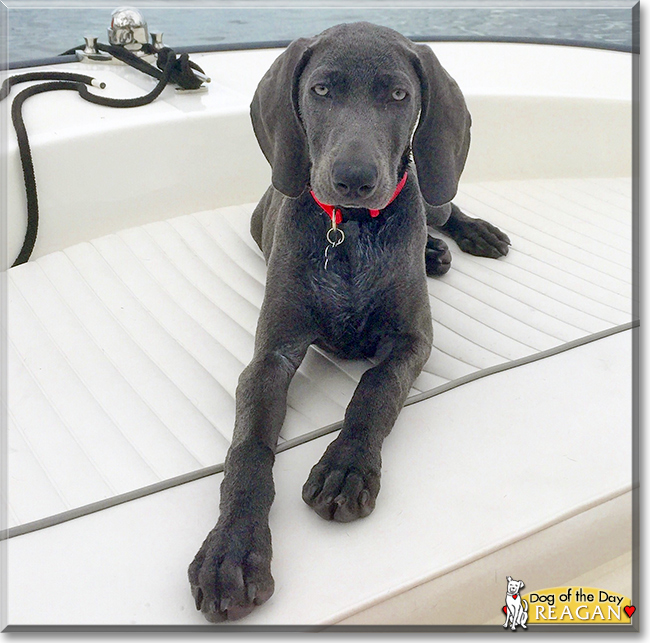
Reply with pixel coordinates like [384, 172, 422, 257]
[331, 159, 378, 200]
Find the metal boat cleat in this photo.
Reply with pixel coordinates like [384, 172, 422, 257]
[175, 55, 211, 92]
[151, 32, 165, 51]
[76, 36, 112, 62]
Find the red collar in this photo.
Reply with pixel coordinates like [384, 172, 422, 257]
[310, 171, 408, 225]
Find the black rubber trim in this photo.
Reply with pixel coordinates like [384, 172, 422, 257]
[172, 36, 635, 55]
[0, 319, 638, 541]
[7, 34, 634, 70]
[8, 54, 78, 70]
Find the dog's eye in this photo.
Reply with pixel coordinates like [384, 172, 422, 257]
[313, 84, 329, 96]
[392, 89, 407, 101]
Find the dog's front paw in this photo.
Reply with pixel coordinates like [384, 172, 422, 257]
[302, 438, 381, 522]
[457, 218, 510, 257]
[188, 520, 274, 623]
[451, 216, 510, 258]
[425, 235, 452, 276]
[442, 204, 510, 258]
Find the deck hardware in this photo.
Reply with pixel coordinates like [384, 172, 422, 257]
[72, 7, 210, 89]
[77, 7, 161, 65]
[108, 6, 150, 52]
[151, 32, 165, 51]
[78, 36, 112, 63]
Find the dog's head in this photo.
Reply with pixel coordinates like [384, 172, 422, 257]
[250, 22, 471, 209]
[506, 576, 525, 595]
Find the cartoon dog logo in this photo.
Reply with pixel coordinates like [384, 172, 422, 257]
[503, 576, 528, 630]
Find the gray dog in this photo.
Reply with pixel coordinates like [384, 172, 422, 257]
[189, 22, 510, 622]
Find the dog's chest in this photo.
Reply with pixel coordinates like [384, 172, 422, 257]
[308, 222, 395, 356]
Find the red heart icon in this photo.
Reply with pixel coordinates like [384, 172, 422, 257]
[513, 594, 518, 599]
[503, 606, 507, 614]
[624, 605, 636, 618]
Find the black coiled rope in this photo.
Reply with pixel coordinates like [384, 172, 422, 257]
[2, 45, 206, 267]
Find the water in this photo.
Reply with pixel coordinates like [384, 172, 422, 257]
[4, 2, 636, 64]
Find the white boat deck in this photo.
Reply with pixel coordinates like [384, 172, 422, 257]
[6, 176, 633, 533]
[6, 334, 633, 625]
[4, 176, 635, 626]
[2, 42, 635, 628]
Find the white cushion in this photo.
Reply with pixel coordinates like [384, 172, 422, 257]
[7, 177, 633, 531]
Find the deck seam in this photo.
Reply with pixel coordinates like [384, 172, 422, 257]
[1, 319, 637, 542]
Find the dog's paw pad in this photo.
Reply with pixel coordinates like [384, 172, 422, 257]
[188, 524, 274, 623]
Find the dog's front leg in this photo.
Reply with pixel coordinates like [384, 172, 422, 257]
[303, 330, 431, 522]
[189, 313, 311, 622]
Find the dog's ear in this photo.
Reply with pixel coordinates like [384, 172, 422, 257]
[507, 576, 513, 582]
[519, 581, 525, 590]
[250, 37, 315, 198]
[409, 43, 471, 207]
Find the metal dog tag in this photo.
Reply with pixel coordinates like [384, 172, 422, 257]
[324, 215, 345, 270]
